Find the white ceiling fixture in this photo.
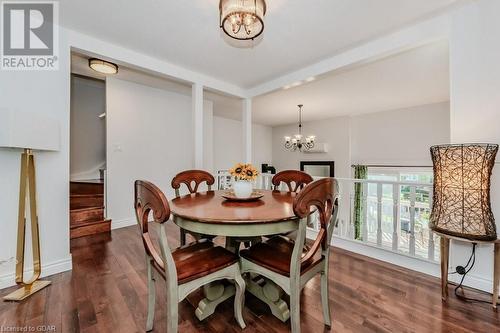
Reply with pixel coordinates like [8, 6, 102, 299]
[89, 58, 118, 74]
[219, 0, 266, 44]
[59, 0, 461, 88]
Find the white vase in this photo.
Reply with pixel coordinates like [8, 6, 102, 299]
[233, 180, 253, 198]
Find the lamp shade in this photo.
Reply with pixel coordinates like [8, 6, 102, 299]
[430, 143, 498, 241]
[0, 108, 60, 151]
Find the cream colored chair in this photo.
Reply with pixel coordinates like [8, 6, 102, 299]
[135, 180, 246, 332]
[240, 178, 339, 333]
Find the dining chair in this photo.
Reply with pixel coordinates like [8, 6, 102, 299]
[271, 170, 314, 238]
[240, 178, 339, 333]
[272, 170, 313, 192]
[135, 180, 246, 332]
[171, 169, 215, 246]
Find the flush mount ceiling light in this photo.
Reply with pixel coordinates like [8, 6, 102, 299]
[219, 0, 266, 41]
[88, 58, 118, 75]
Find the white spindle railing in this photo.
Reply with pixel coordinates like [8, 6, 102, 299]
[216, 172, 437, 262]
[391, 184, 399, 252]
[376, 183, 383, 246]
[335, 178, 436, 262]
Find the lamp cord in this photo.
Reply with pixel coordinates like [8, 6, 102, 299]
[451, 243, 493, 305]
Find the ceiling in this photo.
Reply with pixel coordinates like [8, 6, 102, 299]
[252, 41, 450, 126]
[71, 53, 242, 119]
[72, 39, 449, 126]
[60, 0, 460, 88]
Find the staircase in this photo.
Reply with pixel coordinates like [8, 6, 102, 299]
[70, 180, 111, 239]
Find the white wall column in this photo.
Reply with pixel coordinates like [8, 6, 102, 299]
[192, 83, 204, 169]
[448, 0, 500, 293]
[242, 98, 252, 163]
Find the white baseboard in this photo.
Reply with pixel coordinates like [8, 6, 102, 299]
[329, 235, 440, 278]
[306, 229, 493, 294]
[448, 270, 494, 294]
[111, 217, 136, 230]
[0, 256, 73, 290]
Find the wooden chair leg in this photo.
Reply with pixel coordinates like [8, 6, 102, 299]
[493, 243, 500, 308]
[440, 237, 450, 301]
[290, 283, 301, 333]
[146, 259, 156, 332]
[320, 270, 331, 329]
[234, 269, 247, 329]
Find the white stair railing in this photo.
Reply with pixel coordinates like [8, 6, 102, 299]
[335, 178, 437, 262]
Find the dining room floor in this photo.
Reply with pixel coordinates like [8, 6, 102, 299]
[1, 224, 499, 333]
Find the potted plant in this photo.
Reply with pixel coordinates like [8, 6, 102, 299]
[229, 163, 259, 198]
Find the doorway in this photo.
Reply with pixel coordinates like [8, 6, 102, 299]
[69, 73, 110, 239]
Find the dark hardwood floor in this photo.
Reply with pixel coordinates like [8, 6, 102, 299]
[1, 224, 499, 332]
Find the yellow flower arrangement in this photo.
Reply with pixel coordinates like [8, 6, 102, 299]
[229, 163, 259, 181]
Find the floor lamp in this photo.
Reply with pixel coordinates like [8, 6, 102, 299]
[0, 109, 60, 301]
[430, 143, 499, 306]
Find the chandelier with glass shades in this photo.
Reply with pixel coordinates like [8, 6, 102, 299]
[219, 0, 266, 40]
[284, 105, 316, 152]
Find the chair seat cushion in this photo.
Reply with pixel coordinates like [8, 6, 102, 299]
[240, 236, 322, 277]
[153, 240, 239, 284]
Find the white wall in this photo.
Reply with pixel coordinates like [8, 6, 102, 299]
[351, 102, 450, 165]
[448, 0, 500, 293]
[106, 78, 215, 227]
[70, 76, 106, 180]
[213, 116, 272, 172]
[213, 116, 243, 172]
[253, 122, 273, 170]
[0, 32, 71, 289]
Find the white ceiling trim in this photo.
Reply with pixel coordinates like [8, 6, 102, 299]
[66, 28, 247, 98]
[247, 14, 451, 97]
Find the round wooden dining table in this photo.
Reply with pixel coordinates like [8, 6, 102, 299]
[169, 189, 300, 322]
[170, 189, 300, 237]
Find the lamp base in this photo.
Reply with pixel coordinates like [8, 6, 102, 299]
[3, 280, 51, 302]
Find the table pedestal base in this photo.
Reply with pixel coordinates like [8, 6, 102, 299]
[246, 275, 290, 322]
[195, 283, 235, 321]
[194, 275, 290, 323]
